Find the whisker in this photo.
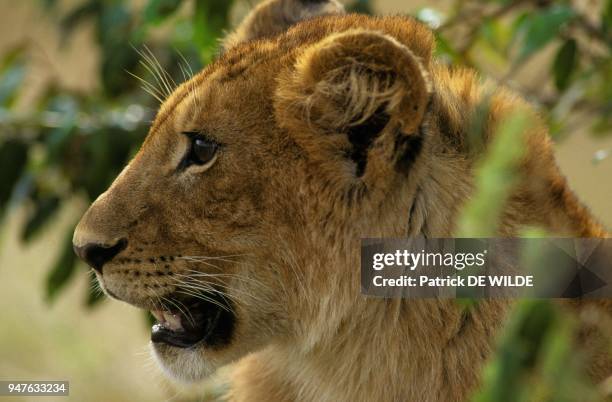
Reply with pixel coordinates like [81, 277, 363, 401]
[126, 70, 165, 103]
[139, 57, 171, 98]
[174, 288, 232, 314]
[132, 45, 170, 98]
[170, 278, 250, 310]
[180, 269, 271, 291]
[181, 257, 250, 266]
[176, 47, 195, 79]
[176, 56, 198, 121]
[160, 293, 197, 327]
[179, 288, 235, 315]
[88, 272, 105, 297]
[180, 254, 248, 262]
[142, 48, 173, 97]
[172, 273, 265, 304]
[167, 274, 237, 313]
[178, 62, 190, 86]
[143, 44, 176, 96]
[175, 48, 201, 122]
[145, 270, 195, 325]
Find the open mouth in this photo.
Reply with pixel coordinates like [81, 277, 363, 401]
[150, 291, 235, 349]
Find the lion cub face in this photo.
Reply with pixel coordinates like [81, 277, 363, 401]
[73, 14, 433, 382]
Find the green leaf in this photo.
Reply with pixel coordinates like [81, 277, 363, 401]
[480, 19, 513, 55]
[193, 0, 232, 63]
[77, 127, 136, 201]
[21, 195, 61, 243]
[44, 122, 76, 165]
[101, 42, 141, 98]
[603, 0, 612, 35]
[97, 3, 131, 45]
[143, 0, 183, 26]
[40, 0, 58, 9]
[96, 4, 142, 97]
[472, 301, 560, 402]
[347, 0, 373, 14]
[60, 0, 100, 37]
[0, 139, 28, 215]
[458, 109, 531, 237]
[434, 33, 460, 63]
[519, 5, 576, 60]
[0, 46, 27, 108]
[592, 117, 612, 138]
[553, 39, 578, 91]
[46, 230, 78, 303]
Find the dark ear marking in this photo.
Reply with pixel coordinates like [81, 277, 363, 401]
[346, 107, 390, 177]
[394, 130, 424, 173]
[392, 97, 431, 173]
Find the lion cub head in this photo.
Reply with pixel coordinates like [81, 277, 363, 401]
[73, 0, 434, 382]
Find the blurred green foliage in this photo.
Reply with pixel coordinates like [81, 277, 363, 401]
[458, 110, 530, 237]
[446, 3, 611, 400]
[428, 0, 612, 138]
[472, 300, 602, 402]
[456, 104, 609, 400]
[454, 98, 600, 401]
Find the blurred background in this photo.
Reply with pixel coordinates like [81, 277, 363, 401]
[0, 0, 610, 401]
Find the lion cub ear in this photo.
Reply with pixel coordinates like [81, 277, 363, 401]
[223, 0, 345, 50]
[276, 30, 431, 178]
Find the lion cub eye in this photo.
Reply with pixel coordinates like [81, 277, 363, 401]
[179, 132, 219, 170]
[192, 138, 217, 164]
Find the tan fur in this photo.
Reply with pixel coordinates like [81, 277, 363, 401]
[73, 1, 610, 400]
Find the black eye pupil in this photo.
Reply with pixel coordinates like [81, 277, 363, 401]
[178, 131, 219, 171]
[191, 138, 217, 165]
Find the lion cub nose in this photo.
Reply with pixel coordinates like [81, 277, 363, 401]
[73, 238, 127, 273]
